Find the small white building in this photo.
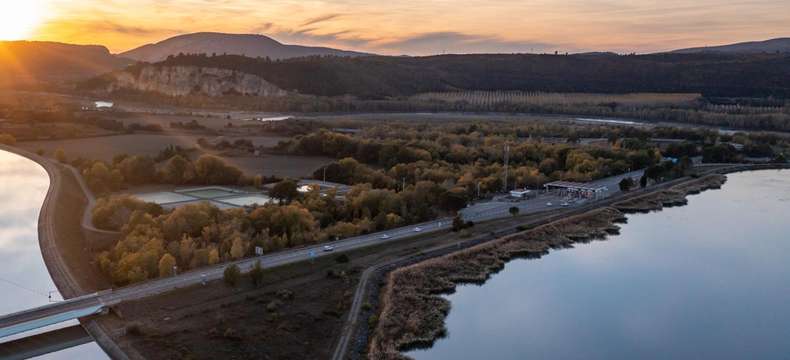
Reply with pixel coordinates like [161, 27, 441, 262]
[509, 189, 533, 199]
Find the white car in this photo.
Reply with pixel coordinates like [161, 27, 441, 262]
[414, 227, 423, 232]
[546, 202, 553, 206]
[323, 245, 335, 252]
[560, 202, 570, 207]
[379, 234, 391, 240]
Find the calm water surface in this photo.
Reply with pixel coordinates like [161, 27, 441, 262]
[408, 169, 790, 360]
[0, 150, 107, 359]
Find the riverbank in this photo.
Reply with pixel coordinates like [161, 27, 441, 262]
[366, 174, 734, 359]
[0, 145, 121, 358]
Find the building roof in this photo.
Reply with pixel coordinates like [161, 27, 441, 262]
[543, 181, 607, 192]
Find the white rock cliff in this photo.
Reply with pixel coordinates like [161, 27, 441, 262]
[109, 66, 287, 97]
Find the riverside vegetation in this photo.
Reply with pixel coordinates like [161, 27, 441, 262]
[76, 118, 787, 285]
[368, 174, 728, 359]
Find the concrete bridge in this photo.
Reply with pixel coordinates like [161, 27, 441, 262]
[0, 292, 109, 340]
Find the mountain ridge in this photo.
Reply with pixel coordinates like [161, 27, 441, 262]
[0, 40, 131, 85]
[119, 32, 371, 62]
[671, 37, 790, 54]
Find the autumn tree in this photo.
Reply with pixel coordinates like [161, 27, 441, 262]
[194, 154, 242, 185]
[270, 179, 299, 204]
[162, 155, 196, 184]
[158, 253, 177, 277]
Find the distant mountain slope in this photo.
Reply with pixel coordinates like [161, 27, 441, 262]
[119, 32, 370, 62]
[0, 41, 131, 85]
[672, 38, 790, 54]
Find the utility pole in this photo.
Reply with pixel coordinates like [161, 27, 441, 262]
[323, 166, 327, 183]
[476, 181, 481, 199]
[402, 177, 406, 192]
[503, 144, 510, 193]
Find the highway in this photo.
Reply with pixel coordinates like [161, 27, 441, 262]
[0, 169, 644, 342]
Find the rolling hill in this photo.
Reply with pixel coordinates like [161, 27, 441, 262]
[119, 32, 370, 63]
[672, 37, 790, 54]
[0, 41, 131, 86]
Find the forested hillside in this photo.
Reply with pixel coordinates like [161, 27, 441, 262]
[134, 52, 790, 99]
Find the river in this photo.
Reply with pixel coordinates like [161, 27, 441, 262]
[0, 150, 107, 358]
[407, 169, 790, 360]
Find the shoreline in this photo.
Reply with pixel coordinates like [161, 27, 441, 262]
[363, 173, 744, 359]
[0, 145, 128, 360]
[2, 141, 786, 360]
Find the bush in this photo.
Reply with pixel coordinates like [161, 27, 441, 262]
[619, 177, 635, 192]
[335, 254, 350, 263]
[508, 206, 520, 217]
[248, 260, 264, 287]
[451, 215, 465, 232]
[223, 264, 241, 287]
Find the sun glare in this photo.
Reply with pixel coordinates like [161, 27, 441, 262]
[0, 1, 45, 41]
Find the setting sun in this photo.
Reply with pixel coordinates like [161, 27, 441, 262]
[0, 1, 45, 40]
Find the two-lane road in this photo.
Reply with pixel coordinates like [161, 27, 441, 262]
[0, 169, 645, 340]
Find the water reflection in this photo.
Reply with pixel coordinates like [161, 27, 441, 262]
[408, 170, 790, 360]
[0, 150, 107, 359]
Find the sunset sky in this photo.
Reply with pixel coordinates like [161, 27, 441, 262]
[7, 0, 790, 55]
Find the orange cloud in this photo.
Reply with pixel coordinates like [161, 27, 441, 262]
[28, 0, 790, 55]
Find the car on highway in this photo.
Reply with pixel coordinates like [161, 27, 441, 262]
[414, 227, 423, 232]
[379, 234, 391, 240]
[561, 202, 570, 207]
[323, 245, 335, 252]
[546, 202, 553, 206]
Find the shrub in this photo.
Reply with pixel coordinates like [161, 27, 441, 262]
[223, 264, 241, 286]
[335, 254, 350, 263]
[508, 206, 520, 217]
[248, 260, 264, 287]
[619, 177, 635, 192]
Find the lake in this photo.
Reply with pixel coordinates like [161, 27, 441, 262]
[407, 169, 790, 360]
[0, 149, 107, 359]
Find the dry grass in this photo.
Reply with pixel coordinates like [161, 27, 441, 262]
[368, 207, 627, 359]
[613, 174, 726, 213]
[368, 174, 728, 359]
